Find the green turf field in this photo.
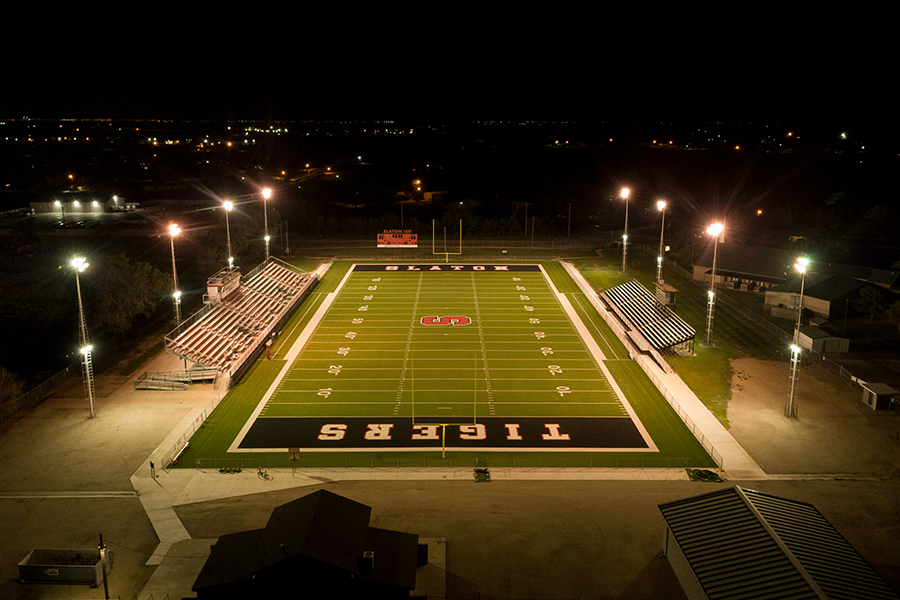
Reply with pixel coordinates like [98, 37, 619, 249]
[177, 260, 717, 469]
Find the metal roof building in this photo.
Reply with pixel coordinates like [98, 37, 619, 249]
[658, 486, 899, 600]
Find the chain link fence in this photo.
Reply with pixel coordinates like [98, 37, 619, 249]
[0, 361, 78, 423]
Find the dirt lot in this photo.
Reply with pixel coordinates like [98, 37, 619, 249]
[728, 356, 900, 477]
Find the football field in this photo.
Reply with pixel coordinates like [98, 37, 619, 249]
[229, 264, 657, 454]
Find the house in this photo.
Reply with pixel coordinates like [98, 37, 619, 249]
[764, 273, 864, 320]
[192, 490, 419, 599]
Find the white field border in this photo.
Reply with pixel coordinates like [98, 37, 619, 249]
[229, 263, 657, 453]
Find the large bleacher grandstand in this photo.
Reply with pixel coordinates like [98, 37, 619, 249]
[165, 258, 319, 381]
[600, 280, 695, 355]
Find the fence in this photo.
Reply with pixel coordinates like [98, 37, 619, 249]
[161, 392, 224, 470]
[289, 238, 596, 250]
[0, 361, 79, 423]
[193, 455, 695, 470]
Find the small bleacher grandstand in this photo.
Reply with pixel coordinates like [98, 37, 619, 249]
[165, 258, 319, 382]
[600, 280, 695, 355]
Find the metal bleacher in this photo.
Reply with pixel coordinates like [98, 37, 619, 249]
[165, 259, 314, 374]
[601, 280, 695, 354]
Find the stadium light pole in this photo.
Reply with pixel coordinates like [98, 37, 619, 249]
[704, 222, 724, 347]
[54, 199, 66, 227]
[168, 223, 182, 325]
[262, 187, 271, 261]
[621, 188, 629, 274]
[223, 200, 234, 268]
[71, 257, 95, 418]
[656, 200, 667, 284]
[793, 257, 809, 344]
[787, 343, 801, 418]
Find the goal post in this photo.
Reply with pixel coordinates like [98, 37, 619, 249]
[432, 219, 462, 263]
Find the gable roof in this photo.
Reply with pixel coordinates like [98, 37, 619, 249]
[193, 490, 418, 596]
[259, 489, 372, 573]
[659, 486, 899, 600]
[770, 274, 865, 302]
[695, 244, 795, 281]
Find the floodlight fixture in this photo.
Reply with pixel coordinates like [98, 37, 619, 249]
[71, 256, 89, 272]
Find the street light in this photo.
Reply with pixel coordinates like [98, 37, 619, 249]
[656, 200, 667, 284]
[621, 188, 629, 274]
[223, 200, 234, 268]
[262, 187, 272, 261]
[704, 222, 724, 346]
[787, 343, 801, 418]
[168, 223, 182, 325]
[71, 256, 95, 418]
[794, 257, 809, 344]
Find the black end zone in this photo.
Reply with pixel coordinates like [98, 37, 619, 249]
[238, 417, 649, 450]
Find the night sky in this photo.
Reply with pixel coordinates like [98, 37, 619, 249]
[2, 2, 893, 122]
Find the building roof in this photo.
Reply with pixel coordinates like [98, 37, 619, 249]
[658, 486, 899, 600]
[259, 489, 372, 573]
[771, 274, 867, 302]
[193, 490, 418, 597]
[695, 244, 900, 290]
[695, 244, 794, 281]
[859, 382, 898, 396]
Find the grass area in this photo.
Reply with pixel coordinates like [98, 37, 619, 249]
[569, 249, 789, 427]
[174, 258, 717, 469]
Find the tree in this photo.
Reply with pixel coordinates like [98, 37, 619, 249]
[87, 253, 171, 337]
[886, 301, 900, 335]
[854, 286, 886, 321]
[0, 364, 24, 405]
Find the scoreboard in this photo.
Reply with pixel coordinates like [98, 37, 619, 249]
[377, 230, 418, 248]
